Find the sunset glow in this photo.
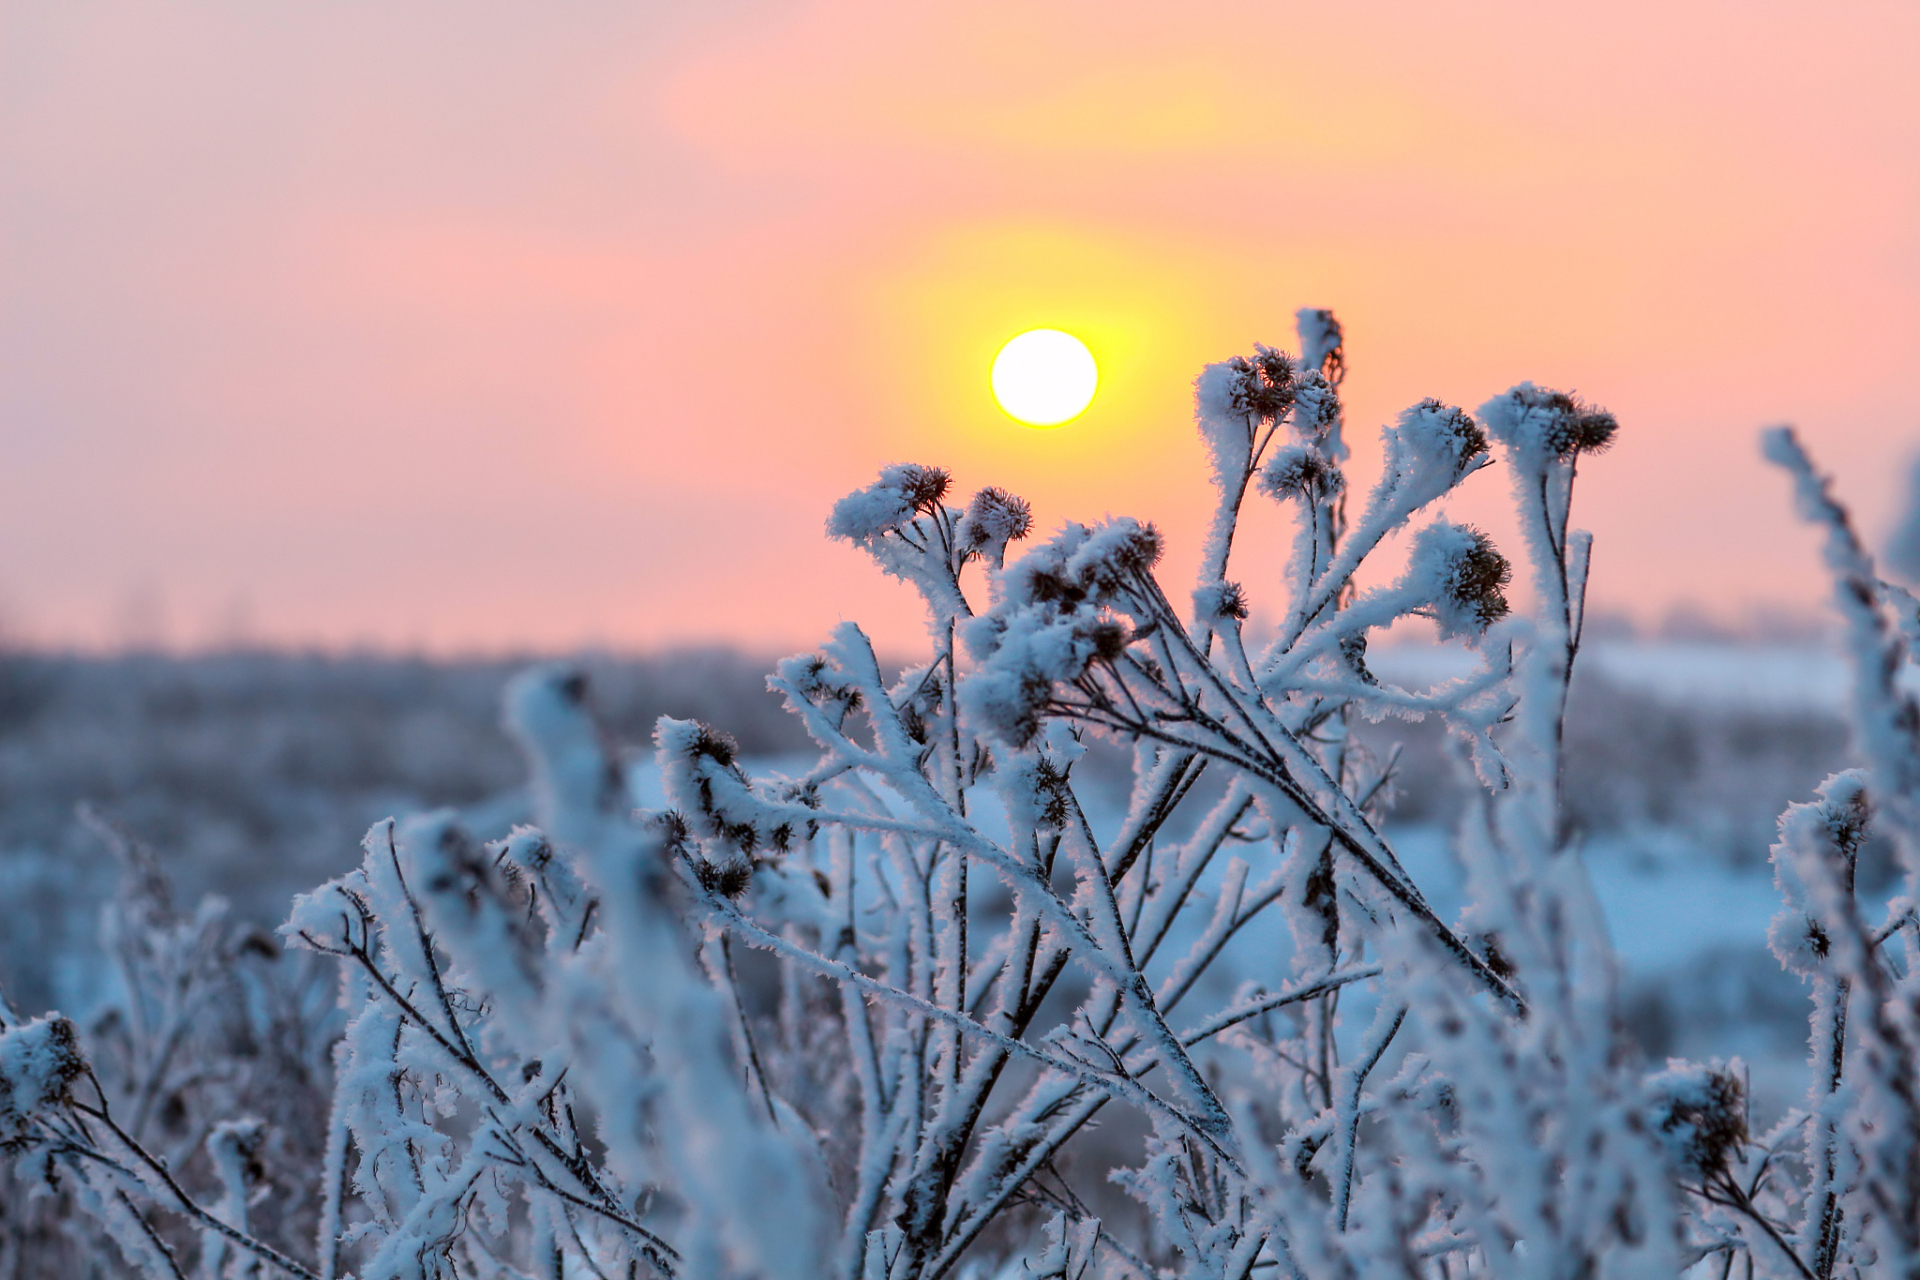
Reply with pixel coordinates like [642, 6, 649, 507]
[0, 1, 1915, 655]
[990, 329, 1098, 427]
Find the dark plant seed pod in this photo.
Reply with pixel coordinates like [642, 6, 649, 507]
[963, 486, 1033, 548]
[694, 857, 754, 899]
[1089, 621, 1130, 663]
[896, 463, 952, 511]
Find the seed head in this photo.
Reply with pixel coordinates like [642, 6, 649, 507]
[959, 486, 1033, 557]
[1410, 521, 1512, 638]
[827, 462, 954, 542]
[1223, 344, 1298, 423]
[1, 1016, 87, 1150]
[694, 857, 755, 899]
[1647, 1060, 1747, 1178]
[1195, 581, 1250, 622]
[1478, 385, 1618, 463]
[1260, 444, 1343, 501]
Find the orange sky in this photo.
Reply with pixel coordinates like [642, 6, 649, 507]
[2, 0, 1916, 655]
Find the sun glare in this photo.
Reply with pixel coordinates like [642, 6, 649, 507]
[990, 329, 1098, 427]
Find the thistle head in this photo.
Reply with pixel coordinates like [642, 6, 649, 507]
[1066, 519, 1163, 592]
[1220, 344, 1298, 423]
[958, 486, 1033, 560]
[1290, 371, 1342, 446]
[827, 463, 953, 542]
[1408, 521, 1512, 638]
[1, 1016, 86, 1150]
[1478, 384, 1617, 464]
[693, 856, 755, 899]
[1195, 581, 1249, 623]
[1646, 1060, 1747, 1178]
[1260, 443, 1344, 502]
[1390, 398, 1489, 485]
[1768, 770, 1873, 975]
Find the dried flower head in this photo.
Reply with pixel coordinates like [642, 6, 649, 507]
[694, 856, 755, 899]
[1646, 1060, 1747, 1178]
[1768, 770, 1872, 974]
[1222, 344, 1298, 423]
[1004, 519, 1163, 613]
[892, 463, 951, 510]
[959, 486, 1033, 557]
[1, 1015, 86, 1149]
[827, 463, 954, 542]
[962, 524, 1155, 746]
[1195, 581, 1249, 622]
[1260, 443, 1344, 501]
[684, 723, 739, 768]
[1088, 619, 1130, 662]
[1338, 631, 1377, 686]
[1478, 384, 1618, 463]
[1290, 371, 1342, 444]
[1445, 535, 1512, 631]
[1822, 774, 1872, 861]
[1070, 520, 1163, 590]
[1396, 398, 1490, 482]
[1409, 521, 1512, 638]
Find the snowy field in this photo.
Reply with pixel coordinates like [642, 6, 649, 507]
[0, 639, 1857, 1115]
[0, 634, 1892, 1276]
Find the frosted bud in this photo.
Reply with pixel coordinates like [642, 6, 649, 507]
[998, 524, 1093, 612]
[657, 717, 799, 855]
[1406, 521, 1512, 638]
[1645, 1059, 1746, 1177]
[1386, 398, 1489, 487]
[1339, 632, 1376, 685]
[776, 653, 863, 718]
[1196, 349, 1298, 496]
[962, 607, 1127, 746]
[826, 463, 952, 542]
[1197, 345, 1297, 426]
[1, 1015, 86, 1147]
[1259, 443, 1343, 502]
[1282, 367, 1349, 464]
[1194, 581, 1249, 622]
[1768, 769, 1871, 975]
[957, 486, 1033, 560]
[1296, 307, 1344, 383]
[1478, 384, 1616, 464]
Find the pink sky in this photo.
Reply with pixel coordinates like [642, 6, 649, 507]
[2, 0, 1916, 655]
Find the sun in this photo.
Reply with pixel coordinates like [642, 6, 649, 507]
[990, 329, 1098, 427]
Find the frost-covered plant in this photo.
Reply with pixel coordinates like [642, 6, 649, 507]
[1, 809, 337, 1279]
[9, 311, 1920, 1279]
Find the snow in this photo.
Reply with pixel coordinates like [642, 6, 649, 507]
[1369, 637, 1909, 713]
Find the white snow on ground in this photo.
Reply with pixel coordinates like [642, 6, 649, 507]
[1373, 637, 1920, 712]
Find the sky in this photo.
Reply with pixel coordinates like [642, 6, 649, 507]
[2, 0, 1916, 656]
